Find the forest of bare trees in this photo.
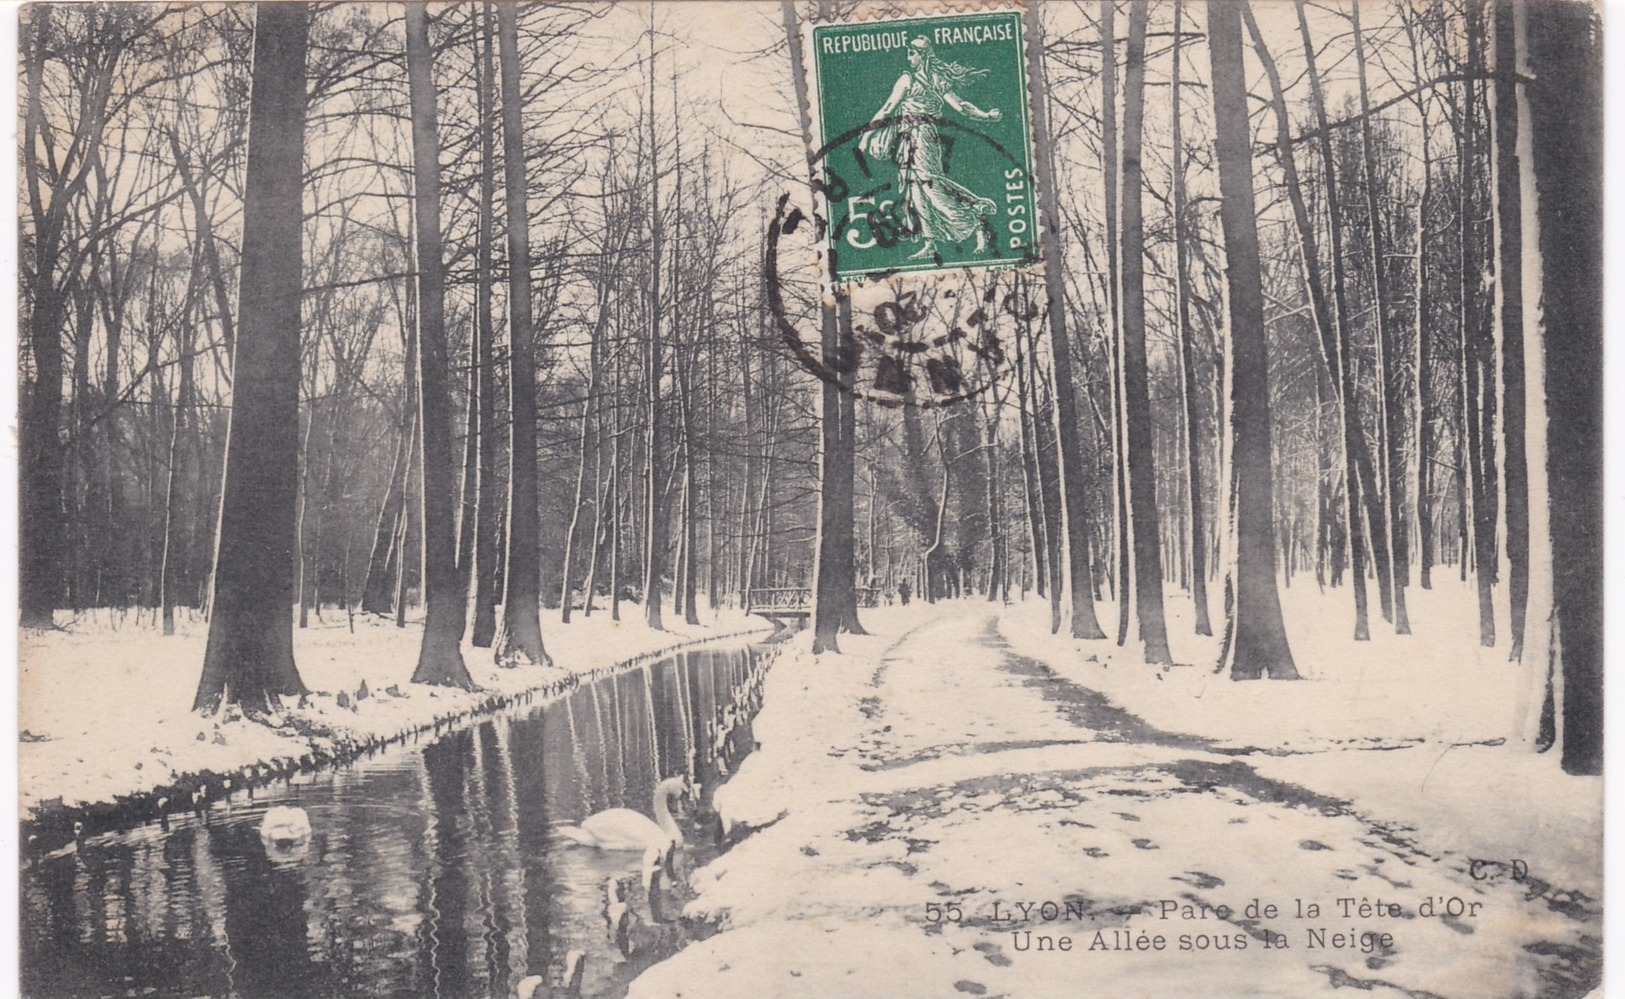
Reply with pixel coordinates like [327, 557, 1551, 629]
[19, 0, 1600, 775]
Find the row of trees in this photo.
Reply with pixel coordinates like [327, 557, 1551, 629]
[22, 3, 818, 698]
[20, 1, 1599, 773]
[796, 0, 1600, 772]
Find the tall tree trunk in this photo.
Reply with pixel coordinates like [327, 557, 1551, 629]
[736, 324, 758, 609]
[1350, 2, 1410, 636]
[676, 292, 701, 629]
[835, 336, 865, 635]
[1455, 3, 1497, 644]
[1171, 0, 1211, 637]
[583, 336, 614, 618]
[362, 390, 412, 616]
[1033, 357, 1066, 633]
[680, 419, 701, 625]
[456, 319, 479, 597]
[560, 290, 607, 624]
[706, 323, 722, 611]
[20, 7, 68, 630]
[195, 1, 311, 713]
[1293, 0, 1391, 635]
[1025, 6, 1104, 640]
[1491, 0, 1530, 660]
[469, 2, 500, 648]
[1099, 0, 1132, 647]
[781, 0, 853, 650]
[812, 308, 844, 652]
[676, 459, 698, 623]
[403, 2, 472, 689]
[1116, 0, 1172, 664]
[1246, 5, 1372, 640]
[1208, 0, 1297, 681]
[641, 20, 668, 633]
[493, 1, 550, 666]
[609, 366, 623, 623]
[982, 393, 1004, 603]
[1521, 0, 1600, 774]
[1411, 43, 1436, 591]
[159, 276, 199, 637]
[1013, 299, 1050, 602]
[394, 408, 420, 629]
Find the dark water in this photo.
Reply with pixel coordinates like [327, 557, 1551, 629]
[21, 642, 773, 999]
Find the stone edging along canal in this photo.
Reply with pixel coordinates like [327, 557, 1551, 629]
[22, 624, 776, 856]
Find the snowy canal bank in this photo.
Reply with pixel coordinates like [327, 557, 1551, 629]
[22, 636, 779, 999]
[629, 598, 1601, 999]
[20, 607, 770, 840]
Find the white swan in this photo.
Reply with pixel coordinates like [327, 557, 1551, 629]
[555, 776, 687, 852]
[259, 805, 312, 846]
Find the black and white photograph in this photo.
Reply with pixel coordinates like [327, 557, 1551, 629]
[14, 1, 1604, 996]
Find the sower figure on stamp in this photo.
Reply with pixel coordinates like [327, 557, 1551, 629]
[859, 38, 1003, 260]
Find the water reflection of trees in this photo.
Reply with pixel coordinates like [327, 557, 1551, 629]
[22, 646, 765, 999]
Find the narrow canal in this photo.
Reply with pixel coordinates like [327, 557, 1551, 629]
[22, 641, 774, 999]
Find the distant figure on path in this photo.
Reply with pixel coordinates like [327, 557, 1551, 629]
[898, 578, 912, 605]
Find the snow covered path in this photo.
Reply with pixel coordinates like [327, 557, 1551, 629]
[631, 608, 1600, 999]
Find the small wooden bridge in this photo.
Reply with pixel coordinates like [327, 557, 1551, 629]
[747, 587, 881, 641]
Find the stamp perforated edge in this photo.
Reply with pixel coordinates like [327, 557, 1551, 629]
[786, 0, 1047, 296]
[769, 1, 1048, 406]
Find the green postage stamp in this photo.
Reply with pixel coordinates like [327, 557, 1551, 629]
[808, 8, 1038, 281]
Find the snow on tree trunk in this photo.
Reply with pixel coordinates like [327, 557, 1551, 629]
[493, 1, 550, 666]
[1491, 0, 1532, 661]
[1512, 0, 1601, 774]
[1247, 5, 1371, 641]
[1207, 0, 1297, 682]
[469, 3, 500, 648]
[1116, 0, 1172, 665]
[403, 2, 473, 690]
[1024, 5, 1105, 641]
[1171, 0, 1211, 638]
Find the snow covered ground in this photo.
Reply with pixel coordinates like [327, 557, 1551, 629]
[19, 604, 770, 823]
[997, 581, 1603, 900]
[630, 592, 1601, 999]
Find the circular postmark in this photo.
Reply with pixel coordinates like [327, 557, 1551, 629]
[766, 113, 1043, 407]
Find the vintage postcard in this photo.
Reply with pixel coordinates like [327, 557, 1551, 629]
[15, 2, 1603, 997]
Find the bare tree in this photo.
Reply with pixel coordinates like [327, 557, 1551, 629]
[1026, 5, 1105, 640]
[492, 2, 549, 667]
[1170, 0, 1211, 637]
[1116, 0, 1172, 664]
[1517, 0, 1601, 775]
[1489, 0, 1531, 659]
[467, 2, 500, 648]
[403, 2, 472, 688]
[1208, 0, 1297, 681]
[194, 2, 311, 713]
[1350, 2, 1410, 636]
